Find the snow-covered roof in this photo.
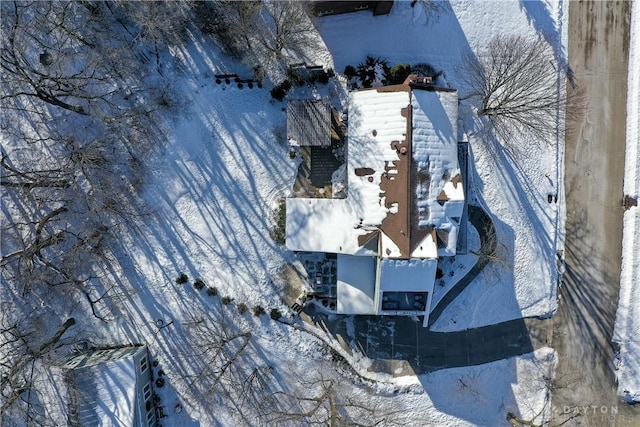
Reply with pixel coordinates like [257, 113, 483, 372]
[336, 254, 377, 314]
[411, 88, 464, 256]
[286, 198, 377, 255]
[286, 83, 464, 260]
[348, 89, 410, 226]
[61, 346, 147, 427]
[378, 258, 438, 292]
[286, 89, 410, 255]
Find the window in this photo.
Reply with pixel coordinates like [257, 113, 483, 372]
[381, 292, 428, 311]
[143, 382, 151, 401]
[140, 357, 148, 373]
[144, 381, 155, 426]
[147, 409, 156, 426]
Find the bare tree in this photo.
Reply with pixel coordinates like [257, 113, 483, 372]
[1, 1, 167, 297]
[109, 0, 190, 72]
[1, 311, 77, 426]
[194, 0, 318, 68]
[0, 1, 137, 116]
[255, 0, 318, 61]
[193, 1, 261, 59]
[458, 34, 580, 144]
[264, 365, 404, 427]
[0, 124, 149, 294]
[183, 314, 252, 395]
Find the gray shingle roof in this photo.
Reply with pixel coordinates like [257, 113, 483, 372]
[287, 99, 331, 147]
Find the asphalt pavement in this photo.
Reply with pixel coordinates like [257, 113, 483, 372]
[547, 1, 640, 425]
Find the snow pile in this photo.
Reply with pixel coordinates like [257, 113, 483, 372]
[613, 0, 640, 404]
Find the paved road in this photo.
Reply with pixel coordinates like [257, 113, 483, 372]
[548, 1, 639, 425]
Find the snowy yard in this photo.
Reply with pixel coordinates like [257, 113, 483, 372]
[1, 1, 574, 426]
[142, 1, 567, 423]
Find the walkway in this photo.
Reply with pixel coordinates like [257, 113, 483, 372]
[428, 205, 496, 327]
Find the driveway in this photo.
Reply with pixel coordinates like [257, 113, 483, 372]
[305, 307, 538, 376]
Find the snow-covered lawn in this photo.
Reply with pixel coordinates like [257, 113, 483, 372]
[410, 347, 557, 426]
[613, 0, 640, 404]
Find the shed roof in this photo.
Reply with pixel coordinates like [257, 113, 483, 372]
[61, 346, 147, 427]
[287, 99, 331, 147]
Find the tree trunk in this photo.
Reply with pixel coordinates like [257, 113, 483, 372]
[36, 318, 76, 354]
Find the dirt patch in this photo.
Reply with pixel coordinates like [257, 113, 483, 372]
[275, 263, 307, 306]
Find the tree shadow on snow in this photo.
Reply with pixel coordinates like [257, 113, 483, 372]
[520, 0, 573, 83]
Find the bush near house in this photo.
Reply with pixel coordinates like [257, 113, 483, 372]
[193, 279, 206, 290]
[287, 67, 306, 86]
[270, 80, 292, 101]
[343, 59, 443, 89]
[270, 308, 283, 320]
[356, 55, 390, 88]
[343, 65, 356, 78]
[388, 63, 412, 85]
[271, 199, 286, 245]
[316, 69, 330, 84]
[412, 62, 443, 80]
[237, 302, 248, 314]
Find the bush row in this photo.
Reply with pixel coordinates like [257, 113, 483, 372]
[344, 56, 443, 88]
[174, 273, 284, 320]
[270, 68, 335, 101]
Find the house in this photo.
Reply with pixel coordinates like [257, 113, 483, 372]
[310, 1, 394, 17]
[60, 345, 157, 427]
[286, 77, 464, 326]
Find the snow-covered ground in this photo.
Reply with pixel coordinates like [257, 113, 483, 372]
[613, 0, 640, 404]
[1, 1, 569, 425]
[410, 347, 557, 426]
